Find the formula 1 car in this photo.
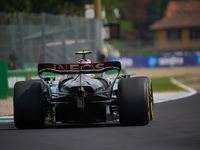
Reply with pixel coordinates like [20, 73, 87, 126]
[14, 51, 154, 129]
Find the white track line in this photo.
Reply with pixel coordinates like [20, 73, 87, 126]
[154, 77, 197, 103]
[170, 77, 197, 94]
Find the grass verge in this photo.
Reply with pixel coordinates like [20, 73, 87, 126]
[151, 73, 200, 92]
[151, 76, 185, 92]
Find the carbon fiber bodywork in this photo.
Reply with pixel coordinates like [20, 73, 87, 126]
[38, 61, 121, 124]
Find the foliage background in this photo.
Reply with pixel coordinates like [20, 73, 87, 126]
[0, 0, 170, 40]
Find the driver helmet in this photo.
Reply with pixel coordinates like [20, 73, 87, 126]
[78, 59, 91, 64]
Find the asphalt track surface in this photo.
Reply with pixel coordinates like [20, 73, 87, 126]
[0, 93, 200, 150]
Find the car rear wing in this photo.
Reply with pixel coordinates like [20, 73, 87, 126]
[38, 61, 121, 75]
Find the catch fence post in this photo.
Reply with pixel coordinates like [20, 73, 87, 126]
[18, 13, 24, 69]
[60, 14, 66, 63]
[73, 16, 79, 52]
[41, 13, 46, 63]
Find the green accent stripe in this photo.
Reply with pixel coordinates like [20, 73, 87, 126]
[0, 118, 14, 120]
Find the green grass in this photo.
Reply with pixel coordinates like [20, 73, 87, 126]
[151, 76, 185, 92]
[151, 73, 200, 92]
[174, 74, 200, 86]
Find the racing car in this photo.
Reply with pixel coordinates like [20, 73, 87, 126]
[14, 50, 154, 129]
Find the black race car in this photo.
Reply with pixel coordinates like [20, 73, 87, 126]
[14, 51, 154, 129]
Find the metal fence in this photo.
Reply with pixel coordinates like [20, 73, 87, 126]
[0, 13, 103, 68]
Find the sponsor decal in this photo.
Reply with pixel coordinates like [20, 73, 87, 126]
[148, 56, 158, 68]
[197, 55, 200, 65]
[108, 55, 198, 68]
[158, 56, 184, 67]
[40, 62, 120, 74]
[51, 63, 105, 71]
[117, 57, 133, 68]
[80, 64, 95, 70]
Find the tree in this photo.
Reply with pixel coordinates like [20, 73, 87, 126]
[0, 0, 31, 13]
[102, 0, 133, 39]
[0, 0, 84, 16]
[29, 0, 84, 16]
[122, 0, 169, 40]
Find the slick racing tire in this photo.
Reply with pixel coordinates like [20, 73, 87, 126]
[14, 80, 45, 129]
[118, 77, 150, 126]
[135, 77, 154, 121]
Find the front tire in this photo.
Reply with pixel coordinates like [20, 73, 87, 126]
[14, 80, 45, 129]
[118, 77, 150, 126]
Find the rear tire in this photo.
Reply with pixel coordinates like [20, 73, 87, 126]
[118, 77, 150, 126]
[149, 79, 154, 120]
[135, 77, 154, 121]
[14, 80, 45, 129]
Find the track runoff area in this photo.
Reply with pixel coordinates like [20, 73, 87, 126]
[0, 77, 197, 123]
